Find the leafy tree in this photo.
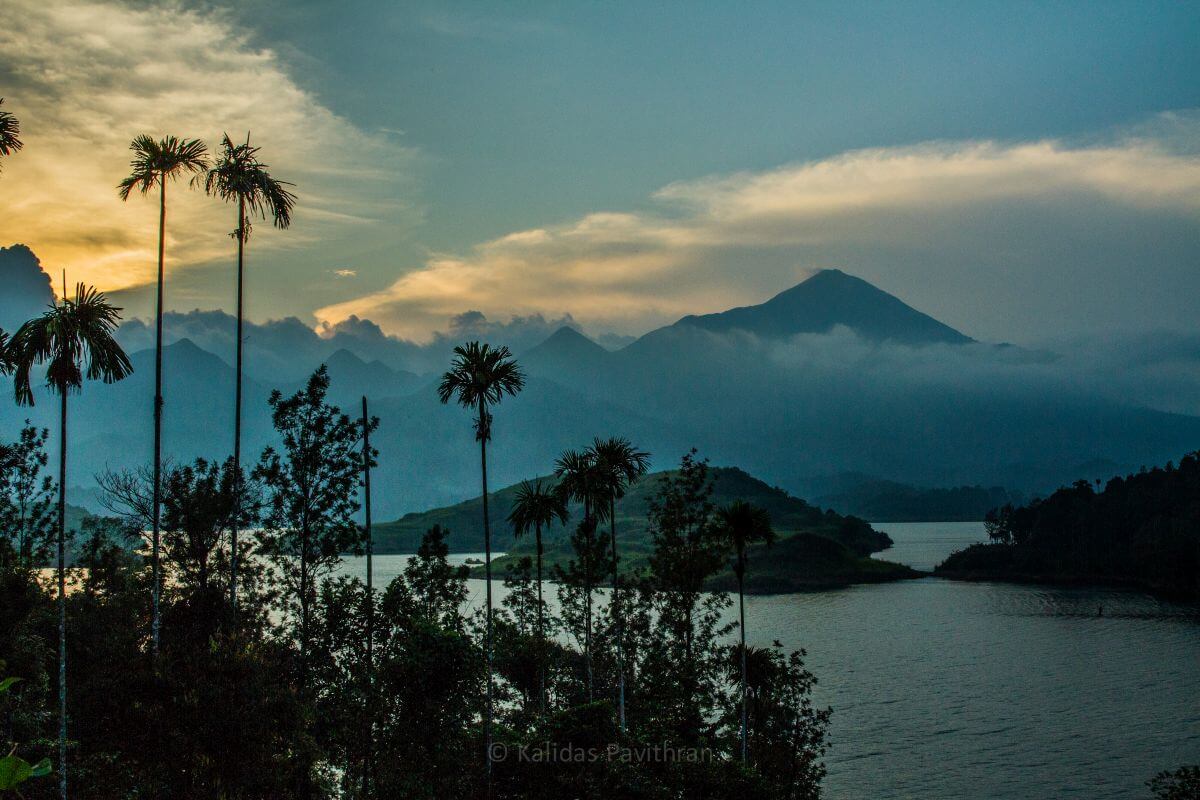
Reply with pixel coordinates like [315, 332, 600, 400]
[255, 366, 373, 690]
[7, 282, 131, 799]
[1149, 766, 1200, 800]
[721, 644, 830, 800]
[507, 478, 568, 714]
[639, 451, 730, 742]
[118, 134, 209, 656]
[0, 425, 55, 570]
[437, 341, 524, 785]
[942, 451, 1200, 599]
[0, 675, 50, 794]
[714, 500, 775, 762]
[0, 99, 22, 172]
[403, 524, 469, 629]
[197, 132, 296, 609]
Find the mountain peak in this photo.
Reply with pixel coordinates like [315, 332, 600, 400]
[670, 269, 972, 345]
[522, 326, 610, 376]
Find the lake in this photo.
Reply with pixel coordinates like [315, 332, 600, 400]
[339, 521, 1200, 799]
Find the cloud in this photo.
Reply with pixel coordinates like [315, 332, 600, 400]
[333, 269, 357, 278]
[316, 115, 1200, 343]
[0, 0, 419, 294]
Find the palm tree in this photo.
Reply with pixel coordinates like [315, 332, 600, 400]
[8, 283, 133, 800]
[588, 437, 649, 732]
[197, 133, 295, 609]
[0, 98, 23, 170]
[436, 341, 524, 788]
[0, 328, 11, 373]
[118, 134, 208, 656]
[553, 447, 606, 700]
[714, 500, 775, 764]
[507, 478, 568, 714]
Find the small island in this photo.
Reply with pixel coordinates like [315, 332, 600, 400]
[375, 466, 919, 593]
[936, 451, 1200, 601]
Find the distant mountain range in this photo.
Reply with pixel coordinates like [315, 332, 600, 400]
[3, 268, 1197, 522]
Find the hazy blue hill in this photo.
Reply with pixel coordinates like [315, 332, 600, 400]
[805, 473, 1016, 521]
[636, 268, 973, 347]
[520, 326, 612, 379]
[372, 465, 892, 556]
[322, 348, 420, 405]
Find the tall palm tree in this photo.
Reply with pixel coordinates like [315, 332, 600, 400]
[553, 448, 606, 700]
[118, 134, 208, 656]
[588, 437, 649, 732]
[507, 478, 568, 714]
[197, 133, 295, 609]
[437, 341, 524, 790]
[0, 98, 23, 170]
[714, 500, 775, 764]
[8, 283, 133, 800]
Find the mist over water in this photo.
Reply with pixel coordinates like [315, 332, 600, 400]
[339, 522, 1200, 799]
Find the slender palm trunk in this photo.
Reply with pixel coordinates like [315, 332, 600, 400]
[738, 549, 748, 764]
[610, 495, 626, 732]
[583, 498, 593, 702]
[230, 195, 245, 611]
[478, 402, 494, 797]
[57, 389, 68, 800]
[535, 521, 545, 715]
[150, 178, 166, 657]
[361, 396, 375, 797]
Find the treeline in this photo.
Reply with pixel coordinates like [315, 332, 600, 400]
[0, 367, 830, 798]
[936, 452, 1200, 599]
[814, 479, 1015, 522]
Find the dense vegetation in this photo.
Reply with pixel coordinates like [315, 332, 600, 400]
[936, 452, 1200, 600]
[376, 467, 914, 592]
[0, 372, 832, 798]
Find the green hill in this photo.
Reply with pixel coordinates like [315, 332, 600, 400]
[373, 466, 919, 593]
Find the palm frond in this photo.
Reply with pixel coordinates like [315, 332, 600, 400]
[195, 132, 296, 236]
[0, 98, 24, 168]
[508, 478, 570, 537]
[437, 341, 526, 411]
[9, 283, 132, 405]
[118, 134, 209, 200]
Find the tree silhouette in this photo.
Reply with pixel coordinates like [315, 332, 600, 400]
[437, 341, 523, 790]
[118, 134, 208, 656]
[588, 436, 649, 732]
[553, 447, 606, 700]
[197, 133, 295, 609]
[715, 500, 775, 763]
[507, 478, 568, 713]
[7, 282, 132, 800]
[0, 98, 23, 171]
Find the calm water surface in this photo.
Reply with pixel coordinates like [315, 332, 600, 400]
[340, 522, 1200, 799]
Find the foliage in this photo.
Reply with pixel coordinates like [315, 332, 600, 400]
[197, 133, 296, 239]
[255, 366, 375, 678]
[0, 425, 55, 569]
[0, 98, 22, 167]
[7, 283, 132, 405]
[939, 452, 1200, 599]
[117, 134, 208, 199]
[0, 675, 50, 793]
[1149, 766, 1200, 800]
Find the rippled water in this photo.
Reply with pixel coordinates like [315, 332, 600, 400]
[340, 522, 1200, 799]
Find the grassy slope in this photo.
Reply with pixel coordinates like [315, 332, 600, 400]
[374, 466, 919, 593]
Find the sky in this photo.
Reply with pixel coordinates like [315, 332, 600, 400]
[0, 0, 1198, 345]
